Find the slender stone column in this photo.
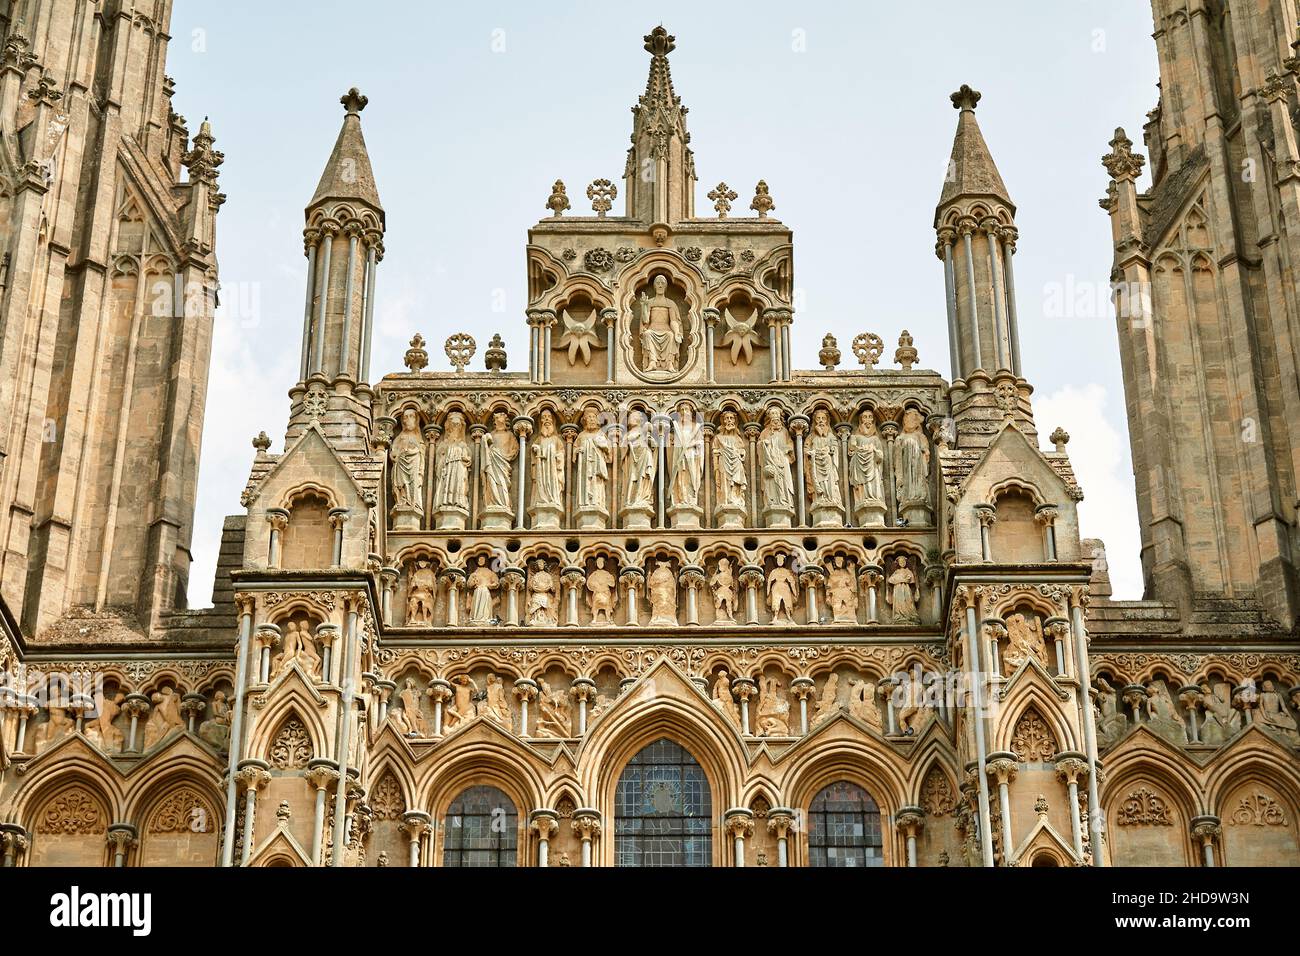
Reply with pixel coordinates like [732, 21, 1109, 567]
[331, 598, 361, 868]
[1036, 505, 1059, 561]
[123, 693, 151, 752]
[571, 677, 596, 734]
[1191, 816, 1221, 868]
[360, 242, 378, 382]
[739, 565, 763, 625]
[896, 808, 924, 867]
[1000, 228, 1022, 376]
[312, 227, 335, 375]
[983, 217, 1008, 371]
[800, 567, 824, 625]
[767, 315, 780, 383]
[428, 679, 452, 737]
[835, 422, 853, 528]
[299, 231, 319, 380]
[653, 414, 670, 528]
[307, 760, 340, 866]
[743, 423, 761, 526]
[514, 678, 539, 737]
[767, 809, 794, 866]
[380, 566, 398, 623]
[542, 312, 555, 383]
[680, 565, 705, 625]
[859, 565, 883, 623]
[254, 623, 280, 684]
[502, 568, 524, 626]
[731, 677, 757, 736]
[703, 308, 719, 382]
[442, 568, 465, 628]
[960, 588, 996, 867]
[986, 756, 1017, 864]
[107, 823, 137, 868]
[339, 225, 360, 377]
[620, 568, 644, 626]
[561, 423, 578, 527]
[469, 424, 485, 528]
[513, 417, 532, 528]
[221, 596, 255, 867]
[1055, 754, 1088, 861]
[572, 809, 601, 867]
[960, 219, 983, 371]
[879, 420, 898, 524]
[530, 809, 559, 868]
[562, 566, 585, 626]
[1045, 618, 1070, 679]
[266, 509, 289, 569]
[975, 505, 996, 561]
[791, 678, 815, 735]
[939, 228, 960, 380]
[984, 620, 1005, 679]
[317, 622, 339, 685]
[401, 810, 432, 868]
[780, 316, 793, 380]
[328, 508, 348, 568]
[789, 414, 809, 527]
[1178, 685, 1202, 743]
[602, 309, 617, 382]
[236, 760, 271, 866]
[724, 808, 754, 867]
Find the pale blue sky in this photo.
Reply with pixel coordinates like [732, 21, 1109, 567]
[168, 1, 1159, 606]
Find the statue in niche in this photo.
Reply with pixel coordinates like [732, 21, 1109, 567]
[526, 559, 558, 627]
[621, 409, 658, 529]
[757, 407, 795, 527]
[767, 553, 799, 625]
[1094, 676, 1129, 745]
[480, 410, 518, 530]
[390, 407, 426, 530]
[397, 678, 428, 736]
[895, 677, 931, 736]
[710, 557, 738, 624]
[1257, 680, 1299, 745]
[466, 556, 499, 626]
[755, 676, 791, 736]
[444, 675, 476, 731]
[536, 679, 572, 738]
[586, 556, 618, 626]
[824, 555, 859, 624]
[885, 556, 920, 625]
[712, 669, 739, 727]
[812, 674, 841, 728]
[668, 402, 704, 527]
[406, 558, 437, 626]
[198, 691, 230, 752]
[848, 411, 886, 527]
[1144, 679, 1188, 745]
[848, 678, 883, 733]
[91, 689, 126, 752]
[33, 704, 73, 753]
[712, 410, 748, 528]
[143, 686, 183, 750]
[647, 558, 678, 626]
[483, 674, 511, 726]
[805, 409, 844, 526]
[573, 407, 611, 529]
[635, 274, 685, 373]
[894, 408, 932, 525]
[529, 409, 565, 530]
[274, 619, 322, 679]
[1002, 612, 1046, 674]
[433, 411, 472, 530]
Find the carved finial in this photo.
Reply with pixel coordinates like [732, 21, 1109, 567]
[1101, 127, 1145, 182]
[750, 180, 775, 218]
[252, 431, 272, 455]
[1049, 427, 1070, 453]
[444, 333, 476, 373]
[644, 25, 675, 57]
[851, 332, 884, 369]
[818, 333, 841, 370]
[276, 800, 292, 826]
[950, 84, 981, 111]
[404, 333, 428, 372]
[587, 179, 617, 217]
[340, 87, 368, 115]
[708, 182, 738, 218]
[485, 333, 507, 372]
[1034, 794, 1049, 817]
[546, 179, 570, 217]
[895, 330, 918, 370]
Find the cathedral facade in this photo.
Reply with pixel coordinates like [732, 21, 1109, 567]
[0, 2, 1298, 869]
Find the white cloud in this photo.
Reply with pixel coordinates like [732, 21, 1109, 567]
[1034, 383, 1143, 600]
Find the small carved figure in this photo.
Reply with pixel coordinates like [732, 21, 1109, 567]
[710, 557, 738, 624]
[712, 669, 739, 727]
[198, 690, 230, 752]
[406, 558, 437, 625]
[398, 677, 428, 736]
[812, 674, 841, 728]
[885, 555, 919, 626]
[824, 555, 859, 624]
[480, 410, 518, 526]
[92, 690, 126, 752]
[1257, 680, 1299, 744]
[483, 674, 511, 726]
[622, 409, 658, 522]
[757, 407, 795, 526]
[847, 411, 886, 526]
[805, 408, 844, 524]
[767, 553, 799, 625]
[712, 411, 748, 526]
[34, 704, 73, 753]
[444, 675, 476, 731]
[755, 675, 790, 736]
[1002, 612, 1046, 674]
[573, 407, 612, 525]
[668, 402, 704, 519]
[636, 274, 685, 373]
[530, 409, 565, 529]
[894, 408, 932, 523]
[526, 559, 558, 627]
[466, 555, 499, 626]
[390, 407, 426, 529]
[848, 678, 883, 732]
[536, 679, 572, 738]
[586, 556, 618, 625]
[143, 686, 183, 750]
[647, 559, 678, 626]
[1144, 679, 1188, 745]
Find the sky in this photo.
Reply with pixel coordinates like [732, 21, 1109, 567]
[167, 1, 1159, 608]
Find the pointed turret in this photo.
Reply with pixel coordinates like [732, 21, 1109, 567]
[289, 89, 386, 453]
[623, 26, 697, 224]
[935, 86, 1023, 385]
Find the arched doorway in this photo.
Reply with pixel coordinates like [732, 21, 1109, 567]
[614, 738, 712, 866]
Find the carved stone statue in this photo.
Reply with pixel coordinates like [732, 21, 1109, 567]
[668, 402, 704, 528]
[573, 407, 611, 529]
[848, 678, 883, 733]
[1144, 679, 1188, 745]
[635, 274, 685, 373]
[1257, 680, 1299, 744]
[767, 553, 799, 625]
[1002, 612, 1046, 674]
[91, 690, 126, 752]
[894, 408, 932, 525]
[197, 691, 230, 752]
[885, 556, 919, 625]
[143, 686, 183, 750]
[530, 409, 565, 530]
[812, 674, 840, 728]
[444, 675, 476, 731]
[1094, 676, 1129, 745]
[758, 407, 795, 528]
[755, 676, 790, 736]
[433, 411, 472, 530]
[824, 555, 859, 624]
[647, 559, 678, 626]
[586, 556, 618, 625]
[847, 411, 886, 527]
[406, 558, 437, 626]
[398, 678, 428, 736]
[483, 674, 511, 726]
[34, 704, 73, 753]
[621, 409, 657, 529]
[390, 407, 426, 530]
[712, 668, 739, 727]
[805, 409, 844, 526]
[710, 557, 738, 624]
[712, 410, 748, 528]
[526, 559, 558, 627]
[536, 679, 572, 738]
[480, 410, 518, 530]
[466, 556, 499, 626]
[273, 619, 322, 679]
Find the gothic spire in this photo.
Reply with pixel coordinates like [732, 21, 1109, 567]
[308, 87, 384, 221]
[936, 84, 1014, 220]
[623, 26, 696, 223]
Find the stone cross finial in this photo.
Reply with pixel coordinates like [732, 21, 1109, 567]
[750, 180, 775, 218]
[252, 431, 272, 455]
[444, 333, 476, 372]
[587, 179, 617, 217]
[708, 182, 738, 218]
[950, 84, 981, 111]
[340, 87, 368, 114]
[1049, 427, 1070, 453]
[851, 332, 884, 368]
[1102, 127, 1145, 182]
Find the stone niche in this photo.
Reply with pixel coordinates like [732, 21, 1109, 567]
[550, 291, 608, 386]
[711, 290, 773, 384]
[620, 270, 700, 383]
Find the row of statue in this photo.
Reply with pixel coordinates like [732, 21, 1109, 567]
[402, 552, 924, 627]
[1094, 675, 1300, 748]
[388, 403, 934, 532]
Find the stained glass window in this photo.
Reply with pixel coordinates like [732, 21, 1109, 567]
[615, 738, 712, 866]
[443, 785, 518, 867]
[807, 780, 883, 867]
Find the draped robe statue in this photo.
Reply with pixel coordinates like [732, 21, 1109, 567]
[480, 411, 518, 529]
[621, 410, 657, 528]
[529, 410, 565, 529]
[712, 411, 748, 527]
[390, 407, 426, 530]
[805, 409, 844, 526]
[433, 411, 472, 529]
[573, 407, 611, 528]
[466, 555, 499, 626]
[848, 412, 886, 527]
[636, 275, 684, 372]
[894, 409, 932, 524]
[668, 403, 704, 527]
[886, 556, 919, 625]
[757, 407, 795, 527]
